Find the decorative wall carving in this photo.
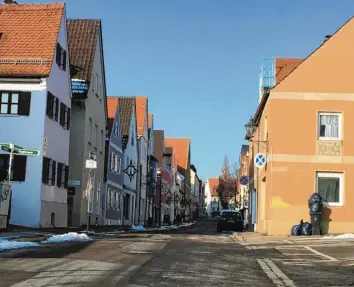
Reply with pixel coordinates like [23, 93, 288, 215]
[317, 141, 341, 156]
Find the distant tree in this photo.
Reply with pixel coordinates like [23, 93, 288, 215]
[217, 155, 237, 209]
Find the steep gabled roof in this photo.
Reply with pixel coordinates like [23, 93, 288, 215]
[117, 97, 135, 138]
[0, 3, 64, 77]
[148, 114, 153, 130]
[107, 97, 119, 135]
[67, 19, 101, 81]
[208, 178, 219, 197]
[165, 138, 190, 170]
[135, 96, 148, 137]
[275, 58, 303, 84]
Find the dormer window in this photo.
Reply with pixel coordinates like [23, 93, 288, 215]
[56, 43, 67, 71]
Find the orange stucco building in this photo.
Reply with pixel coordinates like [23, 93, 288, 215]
[247, 17, 354, 235]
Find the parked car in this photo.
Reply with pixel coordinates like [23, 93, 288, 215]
[217, 210, 243, 232]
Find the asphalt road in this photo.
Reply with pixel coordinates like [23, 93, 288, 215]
[0, 220, 354, 286]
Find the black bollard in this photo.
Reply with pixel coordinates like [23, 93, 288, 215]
[308, 193, 323, 236]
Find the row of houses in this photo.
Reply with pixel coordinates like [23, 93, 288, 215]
[0, 2, 204, 228]
[238, 15, 354, 235]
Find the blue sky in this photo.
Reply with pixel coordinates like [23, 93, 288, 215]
[23, 0, 354, 179]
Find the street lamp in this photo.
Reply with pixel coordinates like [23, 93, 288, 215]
[244, 117, 268, 149]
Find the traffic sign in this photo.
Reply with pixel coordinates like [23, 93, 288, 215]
[14, 148, 40, 156]
[254, 153, 266, 168]
[86, 159, 97, 169]
[239, 176, 249, 185]
[0, 145, 11, 153]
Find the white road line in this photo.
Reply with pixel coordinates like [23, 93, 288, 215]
[257, 258, 296, 287]
[283, 240, 294, 244]
[302, 245, 338, 261]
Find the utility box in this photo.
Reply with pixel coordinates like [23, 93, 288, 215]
[0, 183, 11, 229]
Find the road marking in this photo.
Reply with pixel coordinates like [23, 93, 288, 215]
[283, 240, 294, 244]
[302, 245, 338, 261]
[257, 258, 296, 287]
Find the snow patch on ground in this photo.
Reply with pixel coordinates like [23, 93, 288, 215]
[131, 225, 146, 231]
[322, 233, 354, 239]
[0, 239, 39, 251]
[42, 232, 92, 243]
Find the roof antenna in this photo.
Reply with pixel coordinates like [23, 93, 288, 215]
[3, 0, 18, 4]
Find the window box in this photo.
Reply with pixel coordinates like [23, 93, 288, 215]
[316, 172, 344, 206]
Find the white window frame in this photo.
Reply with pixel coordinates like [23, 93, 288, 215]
[316, 172, 344, 207]
[115, 192, 119, 210]
[110, 152, 115, 170]
[114, 155, 118, 173]
[318, 112, 342, 141]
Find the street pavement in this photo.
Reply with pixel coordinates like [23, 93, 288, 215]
[0, 221, 354, 286]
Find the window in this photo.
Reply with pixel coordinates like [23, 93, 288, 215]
[131, 135, 134, 146]
[318, 113, 341, 140]
[111, 191, 115, 209]
[56, 43, 67, 71]
[0, 154, 27, 182]
[46, 92, 59, 121]
[115, 192, 119, 210]
[59, 103, 71, 130]
[95, 124, 98, 148]
[107, 189, 111, 208]
[316, 172, 343, 206]
[56, 163, 69, 188]
[95, 74, 99, 96]
[113, 121, 120, 137]
[100, 129, 104, 151]
[110, 152, 115, 171]
[88, 118, 92, 143]
[0, 91, 31, 116]
[124, 194, 130, 219]
[42, 157, 56, 186]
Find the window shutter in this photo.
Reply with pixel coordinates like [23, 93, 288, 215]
[52, 160, 56, 185]
[110, 152, 114, 170]
[47, 92, 53, 118]
[18, 92, 31, 116]
[59, 103, 65, 126]
[56, 43, 61, 65]
[57, 163, 62, 187]
[54, 98, 59, 121]
[63, 50, 67, 71]
[67, 107, 71, 130]
[64, 165, 69, 188]
[42, 157, 47, 184]
[12, 155, 27, 182]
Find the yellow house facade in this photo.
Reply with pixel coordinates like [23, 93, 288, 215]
[247, 17, 354, 235]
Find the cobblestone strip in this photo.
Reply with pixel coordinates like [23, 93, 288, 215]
[257, 258, 296, 287]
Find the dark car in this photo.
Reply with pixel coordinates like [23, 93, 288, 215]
[217, 210, 243, 232]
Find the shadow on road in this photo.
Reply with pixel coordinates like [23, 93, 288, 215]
[0, 241, 93, 259]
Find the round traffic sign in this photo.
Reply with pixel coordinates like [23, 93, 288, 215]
[239, 176, 249, 185]
[254, 153, 266, 168]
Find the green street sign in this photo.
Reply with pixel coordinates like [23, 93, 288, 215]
[14, 148, 40, 156]
[0, 145, 11, 153]
[0, 143, 23, 150]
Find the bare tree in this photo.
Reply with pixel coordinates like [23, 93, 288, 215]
[217, 155, 237, 209]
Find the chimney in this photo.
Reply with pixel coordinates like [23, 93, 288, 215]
[323, 35, 332, 44]
[3, 0, 18, 4]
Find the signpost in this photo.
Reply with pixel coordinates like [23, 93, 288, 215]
[85, 156, 97, 232]
[254, 153, 266, 169]
[0, 143, 40, 182]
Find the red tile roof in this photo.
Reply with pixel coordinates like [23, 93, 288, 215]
[148, 113, 153, 130]
[106, 97, 118, 134]
[135, 96, 148, 137]
[67, 19, 101, 82]
[0, 3, 64, 77]
[275, 58, 303, 84]
[208, 178, 219, 197]
[164, 138, 190, 170]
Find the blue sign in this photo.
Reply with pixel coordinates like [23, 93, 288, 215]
[239, 176, 249, 185]
[254, 153, 266, 168]
[72, 80, 89, 95]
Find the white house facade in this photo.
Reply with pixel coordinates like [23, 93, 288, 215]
[0, 3, 71, 227]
